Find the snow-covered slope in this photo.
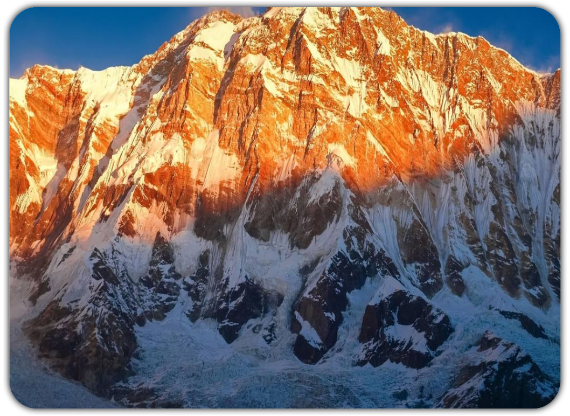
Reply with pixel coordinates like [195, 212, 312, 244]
[9, 7, 559, 408]
[9, 277, 118, 408]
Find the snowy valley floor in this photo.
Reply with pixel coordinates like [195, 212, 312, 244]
[121, 312, 415, 408]
[119, 282, 560, 408]
[9, 270, 560, 408]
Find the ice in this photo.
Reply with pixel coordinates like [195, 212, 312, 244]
[273, 154, 297, 183]
[370, 275, 405, 303]
[366, 131, 391, 161]
[307, 169, 339, 204]
[263, 7, 284, 19]
[200, 130, 241, 192]
[76, 66, 136, 125]
[385, 323, 428, 350]
[300, 7, 338, 32]
[332, 56, 363, 90]
[239, 53, 267, 70]
[421, 30, 440, 50]
[119, 304, 411, 408]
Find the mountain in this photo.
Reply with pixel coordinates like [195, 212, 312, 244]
[9, 7, 560, 408]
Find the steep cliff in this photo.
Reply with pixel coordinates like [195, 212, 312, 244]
[10, 7, 559, 408]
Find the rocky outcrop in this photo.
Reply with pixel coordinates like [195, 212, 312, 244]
[357, 277, 453, 369]
[440, 331, 557, 408]
[183, 250, 284, 343]
[183, 250, 211, 322]
[25, 249, 139, 395]
[24, 234, 184, 394]
[137, 233, 182, 324]
[291, 250, 366, 363]
[291, 197, 400, 364]
[497, 310, 547, 339]
[211, 276, 284, 343]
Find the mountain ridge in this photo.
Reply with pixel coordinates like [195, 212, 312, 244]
[9, 7, 560, 408]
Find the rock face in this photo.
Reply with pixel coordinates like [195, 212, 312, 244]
[25, 248, 139, 394]
[440, 331, 557, 408]
[357, 277, 453, 368]
[137, 233, 182, 323]
[211, 275, 284, 343]
[497, 310, 547, 339]
[9, 7, 559, 408]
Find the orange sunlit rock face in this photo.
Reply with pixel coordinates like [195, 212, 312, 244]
[9, 8, 557, 252]
[10, 4, 561, 309]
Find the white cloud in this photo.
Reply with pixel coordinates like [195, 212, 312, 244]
[437, 23, 455, 34]
[204, 7, 257, 18]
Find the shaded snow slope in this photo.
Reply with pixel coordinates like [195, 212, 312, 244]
[9, 277, 117, 408]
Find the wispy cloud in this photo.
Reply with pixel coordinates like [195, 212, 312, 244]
[482, 29, 559, 73]
[204, 7, 258, 18]
[396, 7, 560, 74]
[394, 8, 460, 36]
[481, 30, 514, 53]
[436, 23, 455, 34]
[10, 49, 58, 78]
[524, 54, 560, 74]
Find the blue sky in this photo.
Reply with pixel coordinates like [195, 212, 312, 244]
[10, 7, 560, 78]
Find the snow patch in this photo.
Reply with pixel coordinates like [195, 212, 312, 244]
[385, 323, 428, 350]
[327, 143, 356, 168]
[332, 56, 363, 90]
[240, 53, 267, 71]
[366, 131, 391, 160]
[77, 66, 134, 123]
[9, 77, 28, 109]
[308, 169, 339, 204]
[194, 20, 237, 51]
[187, 46, 224, 70]
[200, 130, 242, 191]
[294, 311, 323, 348]
[370, 275, 406, 304]
[376, 29, 392, 56]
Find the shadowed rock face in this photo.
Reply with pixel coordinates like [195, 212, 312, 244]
[398, 219, 443, 298]
[291, 196, 401, 364]
[497, 310, 547, 339]
[24, 234, 185, 395]
[183, 249, 284, 343]
[25, 249, 139, 395]
[137, 232, 182, 324]
[183, 250, 211, 323]
[291, 250, 364, 363]
[444, 255, 466, 296]
[291, 244, 401, 364]
[357, 282, 453, 369]
[440, 331, 557, 408]
[213, 276, 284, 343]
